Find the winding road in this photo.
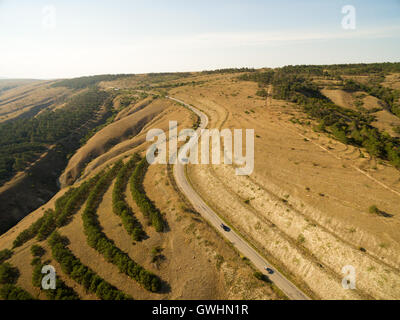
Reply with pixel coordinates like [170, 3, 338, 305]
[169, 96, 311, 301]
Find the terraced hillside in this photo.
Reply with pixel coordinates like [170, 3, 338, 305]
[1, 63, 400, 300]
[0, 73, 281, 300]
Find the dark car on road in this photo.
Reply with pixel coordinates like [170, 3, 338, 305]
[264, 267, 274, 275]
[220, 224, 231, 232]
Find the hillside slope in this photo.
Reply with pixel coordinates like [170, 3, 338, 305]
[1, 65, 400, 300]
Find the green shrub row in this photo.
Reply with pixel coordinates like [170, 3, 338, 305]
[0, 262, 19, 284]
[48, 232, 131, 300]
[82, 162, 162, 293]
[130, 158, 164, 232]
[31, 257, 80, 300]
[0, 284, 34, 300]
[112, 154, 145, 241]
[0, 258, 34, 300]
[0, 249, 13, 263]
[13, 174, 101, 248]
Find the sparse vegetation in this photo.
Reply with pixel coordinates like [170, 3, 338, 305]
[369, 205, 380, 215]
[240, 65, 400, 169]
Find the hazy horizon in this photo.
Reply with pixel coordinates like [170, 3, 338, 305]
[1, 0, 399, 79]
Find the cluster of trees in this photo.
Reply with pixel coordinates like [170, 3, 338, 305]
[277, 65, 326, 76]
[0, 89, 109, 185]
[274, 62, 400, 77]
[238, 70, 275, 86]
[240, 67, 400, 169]
[112, 156, 146, 241]
[343, 79, 400, 117]
[323, 62, 400, 76]
[32, 261, 80, 300]
[130, 158, 164, 232]
[55, 176, 101, 227]
[13, 174, 101, 248]
[0, 258, 33, 300]
[0, 249, 13, 263]
[0, 262, 19, 284]
[30, 245, 45, 257]
[82, 162, 162, 292]
[0, 284, 34, 300]
[52, 74, 133, 89]
[48, 232, 131, 300]
[202, 68, 256, 75]
[153, 80, 206, 90]
[12, 209, 55, 248]
[147, 72, 191, 78]
[31, 249, 80, 301]
[80, 93, 141, 149]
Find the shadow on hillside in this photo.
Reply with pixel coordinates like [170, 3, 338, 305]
[377, 210, 394, 218]
[158, 279, 171, 294]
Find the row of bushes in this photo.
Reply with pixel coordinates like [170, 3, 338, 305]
[13, 174, 101, 248]
[0, 262, 19, 284]
[31, 248, 80, 301]
[0, 249, 13, 263]
[130, 158, 164, 232]
[112, 155, 146, 241]
[32, 261, 80, 300]
[0, 284, 34, 300]
[48, 232, 131, 300]
[0, 260, 34, 300]
[82, 162, 162, 292]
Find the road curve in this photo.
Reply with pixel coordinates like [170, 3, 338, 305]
[168, 96, 311, 301]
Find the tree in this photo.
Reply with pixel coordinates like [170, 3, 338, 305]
[0, 263, 20, 284]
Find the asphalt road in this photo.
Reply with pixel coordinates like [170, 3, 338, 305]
[169, 96, 311, 300]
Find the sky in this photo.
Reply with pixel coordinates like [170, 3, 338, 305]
[0, 0, 399, 79]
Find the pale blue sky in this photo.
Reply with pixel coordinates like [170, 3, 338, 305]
[0, 0, 399, 79]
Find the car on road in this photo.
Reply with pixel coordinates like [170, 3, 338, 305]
[220, 224, 231, 232]
[264, 267, 274, 275]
